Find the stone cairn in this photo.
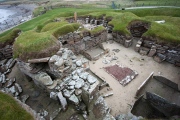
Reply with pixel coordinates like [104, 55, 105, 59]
[134, 38, 180, 66]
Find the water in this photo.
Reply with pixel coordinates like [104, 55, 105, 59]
[0, 9, 15, 23]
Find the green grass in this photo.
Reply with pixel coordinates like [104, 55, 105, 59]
[133, 0, 180, 6]
[90, 26, 105, 35]
[0, 92, 34, 120]
[53, 23, 80, 38]
[41, 21, 68, 32]
[13, 30, 57, 59]
[0, 28, 21, 45]
[33, 6, 45, 17]
[126, 8, 180, 17]
[142, 16, 180, 43]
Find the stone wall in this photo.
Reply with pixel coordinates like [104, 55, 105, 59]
[135, 39, 180, 66]
[59, 30, 107, 55]
[0, 45, 13, 61]
[112, 31, 133, 48]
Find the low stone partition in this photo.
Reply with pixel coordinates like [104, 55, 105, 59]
[112, 31, 133, 48]
[134, 38, 180, 66]
[0, 45, 13, 61]
[59, 30, 107, 55]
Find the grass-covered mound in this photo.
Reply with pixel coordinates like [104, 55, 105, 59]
[41, 21, 69, 32]
[0, 92, 34, 120]
[13, 30, 60, 61]
[0, 28, 21, 48]
[53, 23, 80, 38]
[143, 16, 180, 43]
[13, 22, 80, 61]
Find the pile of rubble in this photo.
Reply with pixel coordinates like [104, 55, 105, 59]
[135, 39, 180, 66]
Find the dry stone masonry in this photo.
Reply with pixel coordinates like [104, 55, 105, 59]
[134, 38, 180, 66]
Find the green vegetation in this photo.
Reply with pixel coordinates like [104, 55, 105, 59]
[0, 92, 34, 120]
[13, 30, 57, 60]
[53, 23, 80, 38]
[133, 0, 180, 7]
[90, 26, 105, 35]
[33, 6, 45, 17]
[0, 28, 21, 46]
[143, 16, 180, 43]
[127, 8, 180, 17]
[1, 7, 180, 61]
[41, 21, 68, 32]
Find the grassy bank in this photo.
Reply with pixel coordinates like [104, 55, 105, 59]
[0, 92, 34, 120]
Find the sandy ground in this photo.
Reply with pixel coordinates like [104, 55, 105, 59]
[88, 40, 180, 116]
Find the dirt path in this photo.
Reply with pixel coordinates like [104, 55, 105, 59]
[88, 41, 180, 116]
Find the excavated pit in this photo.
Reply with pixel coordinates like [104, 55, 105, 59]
[129, 20, 150, 37]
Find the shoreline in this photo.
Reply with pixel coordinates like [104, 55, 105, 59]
[0, 3, 37, 32]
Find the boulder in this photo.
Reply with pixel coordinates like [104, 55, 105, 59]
[93, 96, 109, 118]
[21, 95, 29, 103]
[72, 74, 79, 80]
[68, 81, 76, 86]
[148, 48, 156, 57]
[14, 83, 22, 93]
[75, 89, 82, 96]
[9, 86, 16, 94]
[63, 89, 71, 98]
[87, 75, 97, 84]
[34, 72, 53, 86]
[75, 78, 85, 89]
[69, 94, 79, 105]
[79, 72, 89, 80]
[57, 92, 68, 111]
[76, 60, 83, 67]
[54, 58, 64, 67]
[6, 78, 15, 88]
[68, 85, 75, 90]
[50, 92, 58, 100]
[0, 74, 6, 83]
[83, 82, 90, 91]
[76, 68, 84, 75]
